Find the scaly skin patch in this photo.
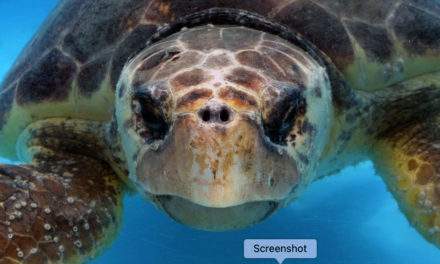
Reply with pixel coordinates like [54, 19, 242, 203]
[0, 148, 124, 264]
[374, 134, 440, 247]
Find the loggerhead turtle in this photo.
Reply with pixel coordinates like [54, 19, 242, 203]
[1, 0, 440, 262]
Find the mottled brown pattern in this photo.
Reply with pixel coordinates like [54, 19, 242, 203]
[62, 0, 147, 62]
[226, 68, 266, 92]
[132, 47, 182, 87]
[416, 164, 435, 185]
[259, 47, 306, 83]
[0, 152, 123, 263]
[175, 88, 213, 111]
[374, 85, 440, 139]
[171, 69, 210, 91]
[78, 52, 112, 97]
[408, 159, 419, 171]
[1, 0, 440, 118]
[204, 53, 232, 69]
[1, 0, 440, 110]
[16, 49, 77, 105]
[236, 50, 286, 81]
[218, 86, 258, 107]
[373, 110, 440, 247]
[138, 48, 181, 73]
[275, 0, 355, 69]
[153, 51, 203, 80]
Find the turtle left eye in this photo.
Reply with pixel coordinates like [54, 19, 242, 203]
[133, 91, 169, 141]
[262, 89, 306, 145]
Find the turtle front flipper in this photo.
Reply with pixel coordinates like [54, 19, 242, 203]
[0, 127, 124, 263]
[371, 80, 440, 247]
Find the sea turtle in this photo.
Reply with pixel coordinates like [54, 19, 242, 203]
[0, 0, 440, 262]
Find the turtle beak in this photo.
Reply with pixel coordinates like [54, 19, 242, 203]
[136, 99, 299, 208]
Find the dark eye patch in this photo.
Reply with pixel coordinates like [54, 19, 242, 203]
[263, 88, 306, 145]
[133, 88, 170, 141]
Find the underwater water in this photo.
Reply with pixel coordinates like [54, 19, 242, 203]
[1, 1, 440, 263]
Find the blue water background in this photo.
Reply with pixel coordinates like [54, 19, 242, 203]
[1, 1, 440, 263]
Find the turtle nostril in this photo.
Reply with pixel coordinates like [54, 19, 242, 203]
[198, 102, 234, 124]
[220, 107, 230, 123]
[201, 109, 211, 122]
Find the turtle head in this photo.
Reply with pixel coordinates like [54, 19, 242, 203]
[115, 25, 333, 230]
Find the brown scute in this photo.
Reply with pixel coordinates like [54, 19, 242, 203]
[204, 53, 232, 69]
[236, 50, 286, 81]
[236, 50, 265, 68]
[16, 49, 76, 105]
[416, 164, 435, 185]
[171, 68, 210, 91]
[346, 21, 393, 62]
[222, 27, 263, 51]
[374, 86, 440, 139]
[226, 68, 266, 92]
[139, 49, 181, 72]
[391, 4, 440, 55]
[314, 0, 395, 22]
[176, 88, 213, 108]
[144, 0, 278, 23]
[0, 0, 84, 90]
[275, 0, 354, 70]
[132, 47, 183, 87]
[260, 39, 311, 67]
[218, 86, 258, 107]
[62, 0, 146, 62]
[0, 152, 123, 264]
[78, 52, 111, 97]
[408, 159, 419, 171]
[0, 84, 16, 130]
[144, 0, 176, 23]
[111, 24, 157, 88]
[153, 51, 204, 80]
[180, 27, 224, 51]
[259, 47, 307, 83]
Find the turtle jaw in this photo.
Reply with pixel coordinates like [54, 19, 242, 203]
[135, 112, 299, 211]
[154, 195, 280, 231]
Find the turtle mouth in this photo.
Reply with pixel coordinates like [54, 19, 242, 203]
[154, 195, 280, 231]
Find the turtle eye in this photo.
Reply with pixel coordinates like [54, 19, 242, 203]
[262, 89, 306, 145]
[133, 90, 169, 141]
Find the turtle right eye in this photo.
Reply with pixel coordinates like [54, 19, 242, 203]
[133, 92, 169, 141]
[262, 89, 306, 145]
